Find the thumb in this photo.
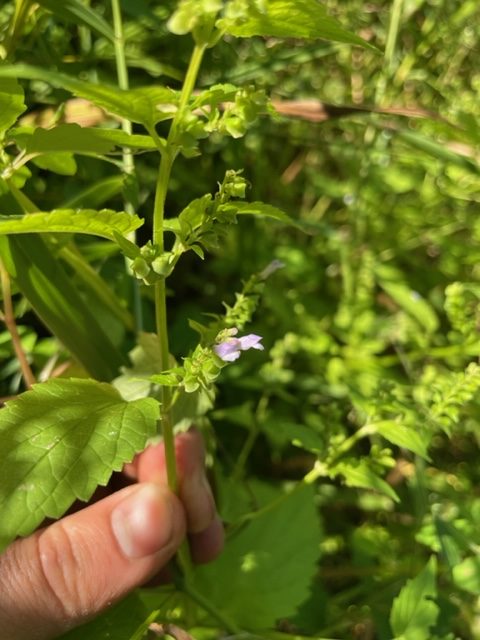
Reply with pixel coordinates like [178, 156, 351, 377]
[0, 483, 186, 640]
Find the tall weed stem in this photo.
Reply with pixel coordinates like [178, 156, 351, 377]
[152, 43, 207, 581]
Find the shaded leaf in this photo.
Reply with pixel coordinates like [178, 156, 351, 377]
[0, 378, 160, 552]
[31, 152, 77, 175]
[0, 235, 126, 380]
[194, 484, 321, 629]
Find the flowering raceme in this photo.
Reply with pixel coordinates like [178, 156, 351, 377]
[214, 329, 264, 362]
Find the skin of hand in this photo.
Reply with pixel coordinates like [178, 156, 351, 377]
[0, 429, 224, 640]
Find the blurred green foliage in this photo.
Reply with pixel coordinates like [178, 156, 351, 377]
[1, 0, 480, 638]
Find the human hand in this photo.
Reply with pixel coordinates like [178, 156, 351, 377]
[0, 429, 224, 640]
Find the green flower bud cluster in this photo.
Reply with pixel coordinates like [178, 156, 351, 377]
[130, 241, 175, 284]
[219, 169, 247, 200]
[205, 86, 270, 139]
[167, 0, 221, 45]
[183, 343, 223, 393]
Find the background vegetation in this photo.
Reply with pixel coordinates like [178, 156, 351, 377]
[1, 1, 480, 638]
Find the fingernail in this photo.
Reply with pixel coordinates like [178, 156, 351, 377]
[111, 484, 176, 559]
[182, 471, 216, 534]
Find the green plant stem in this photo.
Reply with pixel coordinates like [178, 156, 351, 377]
[151, 42, 207, 582]
[111, 0, 143, 331]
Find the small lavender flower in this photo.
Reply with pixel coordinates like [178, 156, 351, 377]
[214, 331, 264, 362]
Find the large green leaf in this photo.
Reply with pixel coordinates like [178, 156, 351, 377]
[0, 65, 178, 128]
[0, 209, 144, 240]
[36, 0, 115, 41]
[194, 484, 321, 629]
[0, 78, 26, 138]
[390, 556, 438, 640]
[0, 378, 160, 552]
[0, 235, 126, 380]
[220, 0, 377, 50]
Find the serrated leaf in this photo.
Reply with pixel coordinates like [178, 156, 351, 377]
[0, 65, 179, 128]
[0, 78, 26, 138]
[36, 0, 115, 41]
[330, 459, 399, 502]
[0, 209, 144, 240]
[390, 556, 438, 640]
[220, 0, 377, 51]
[0, 378, 160, 552]
[371, 420, 431, 460]
[194, 484, 321, 629]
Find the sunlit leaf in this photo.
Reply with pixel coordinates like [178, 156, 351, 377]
[0, 378, 160, 552]
[12, 124, 158, 156]
[372, 420, 431, 460]
[0, 65, 178, 128]
[330, 459, 399, 503]
[390, 556, 438, 640]
[220, 0, 378, 51]
[0, 209, 144, 240]
[452, 557, 480, 595]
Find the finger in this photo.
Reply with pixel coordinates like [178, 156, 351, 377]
[189, 514, 225, 564]
[0, 483, 185, 640]
[133, 429, 218, 536]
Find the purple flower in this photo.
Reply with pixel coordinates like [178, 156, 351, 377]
[214, 333, 264, 362]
